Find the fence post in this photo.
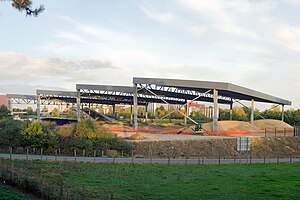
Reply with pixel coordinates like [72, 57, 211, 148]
[274, 128, 277, 137]
[93, 150, 96, 163]
[101, 150, 104, 157]
[185, 157, 188, 165]
[55, 149, 57, 162]
[83, 149, 85, 157]
[58, 148, 60, 155]
[40, 148, 43, 160]
[265, 128, 267, 137]
[74, 149, 77, 162]
[9, 146, 12, 160]
[26, 148, 29, 161]
[121, 151, 124, 158]
[131, 150, 134, 164]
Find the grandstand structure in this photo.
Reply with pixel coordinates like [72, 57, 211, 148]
[5, 77, 292, 131]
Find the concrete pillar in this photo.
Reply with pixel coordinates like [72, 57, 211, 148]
[229, 102, 233, 121]
[130, 104, 133, 125]
[281, 105, 284, 121]
[133, 84, 138, 130]
[145, 103, 148, 122]
[76, 89, 81, 121]
[112, 104, 116, 117]
[37, 94, 41, 122]
[250, 99, 254, 124]
[213, 89, 218, 131]
[7, 97, 12, 112]
[184, 100, 188, 126]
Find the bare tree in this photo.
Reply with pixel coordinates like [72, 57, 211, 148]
[1, 0, 44, 17]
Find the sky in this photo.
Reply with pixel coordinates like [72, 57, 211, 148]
[0, 0, 300, 109]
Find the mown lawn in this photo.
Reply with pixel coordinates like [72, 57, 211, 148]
[1, 159, 300, 199]
[0, 182, 38, 200]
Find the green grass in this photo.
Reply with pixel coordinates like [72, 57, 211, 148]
[1, 160, 300, 199]
[0, 183, 38, 200]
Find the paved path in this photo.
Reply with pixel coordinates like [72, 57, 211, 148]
[0, 153, 299, 165]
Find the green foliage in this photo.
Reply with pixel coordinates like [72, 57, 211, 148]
[190, 111, 211, 123]
[21, 121, 57, 149]
[62, 109, 77, 118]
[48, 108, 60, 117]
[0, 119, 22, 148]
[0, 105, 12, 120]
[73, 119, 116, 139]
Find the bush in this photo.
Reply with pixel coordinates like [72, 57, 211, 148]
[0, 119, 22, 148]
[21, 121, 57, 149]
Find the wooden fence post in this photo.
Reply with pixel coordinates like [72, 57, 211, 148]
[74, 149, 77, 162]
[9, 146, 12, 160]
[93, 150, 96, 163]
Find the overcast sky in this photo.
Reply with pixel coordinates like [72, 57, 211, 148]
[0, 0, 299, 109]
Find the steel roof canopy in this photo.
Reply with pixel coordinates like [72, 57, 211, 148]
[133, 77, 292, 106]
[76, 84, 134, 93]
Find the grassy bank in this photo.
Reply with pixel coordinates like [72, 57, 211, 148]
[1, 159, 300, 199]
[0, 183, 38, 200]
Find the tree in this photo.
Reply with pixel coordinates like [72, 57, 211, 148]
[0, 119, 22, 148]
[0, 105, 12, 120]
[21, 121, 56, 149]
[1, 0, 44, 16]
[49, 108, 60, 117]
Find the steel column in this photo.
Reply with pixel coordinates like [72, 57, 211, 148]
[184, 100, 188, 126]
[76, 89, 81, 121]
[130, 104, 133, 125]
[250, 99, 254, 124]
[133, 84, 138, 130]
[112, 104, 116, 117]
[7, 98, 12, 112]
[145, 103, 148, 122]
[213, 89, 218, 131]
[37, 94, 41, 122]
[229, 101, 233, 120]
[281, 105, 284, 121]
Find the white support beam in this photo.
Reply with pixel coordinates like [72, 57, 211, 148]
[281, 105, 284, 121]
[76, 89, 81, 122]
[184, 100, 188, 126]
[130, 104, 133, 125]
[145, 103, 148, 122]
[112, 104, 116, 117]
[229, 101, 233, 121]
[133, 84, 138, 130]
[37, 94, 41, 122]
[250, 99, 254, 124]
[213, 89, 218, 131]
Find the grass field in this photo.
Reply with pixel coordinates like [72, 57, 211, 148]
[1, 160, 300, 199]
[0, 183, 38, 200]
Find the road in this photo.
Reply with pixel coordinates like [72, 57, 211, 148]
[0, 153, 299, 165]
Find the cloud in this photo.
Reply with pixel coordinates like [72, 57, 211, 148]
[139, 3, 207, 36]
[0, 52, 116, 83]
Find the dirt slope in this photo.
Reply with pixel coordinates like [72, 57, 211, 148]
[253, 119, 293, 129]
[202, 120, 260, 131]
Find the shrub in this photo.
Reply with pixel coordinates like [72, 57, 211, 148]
[21, 121, 57, 149]
[0, 119, 22, 148]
